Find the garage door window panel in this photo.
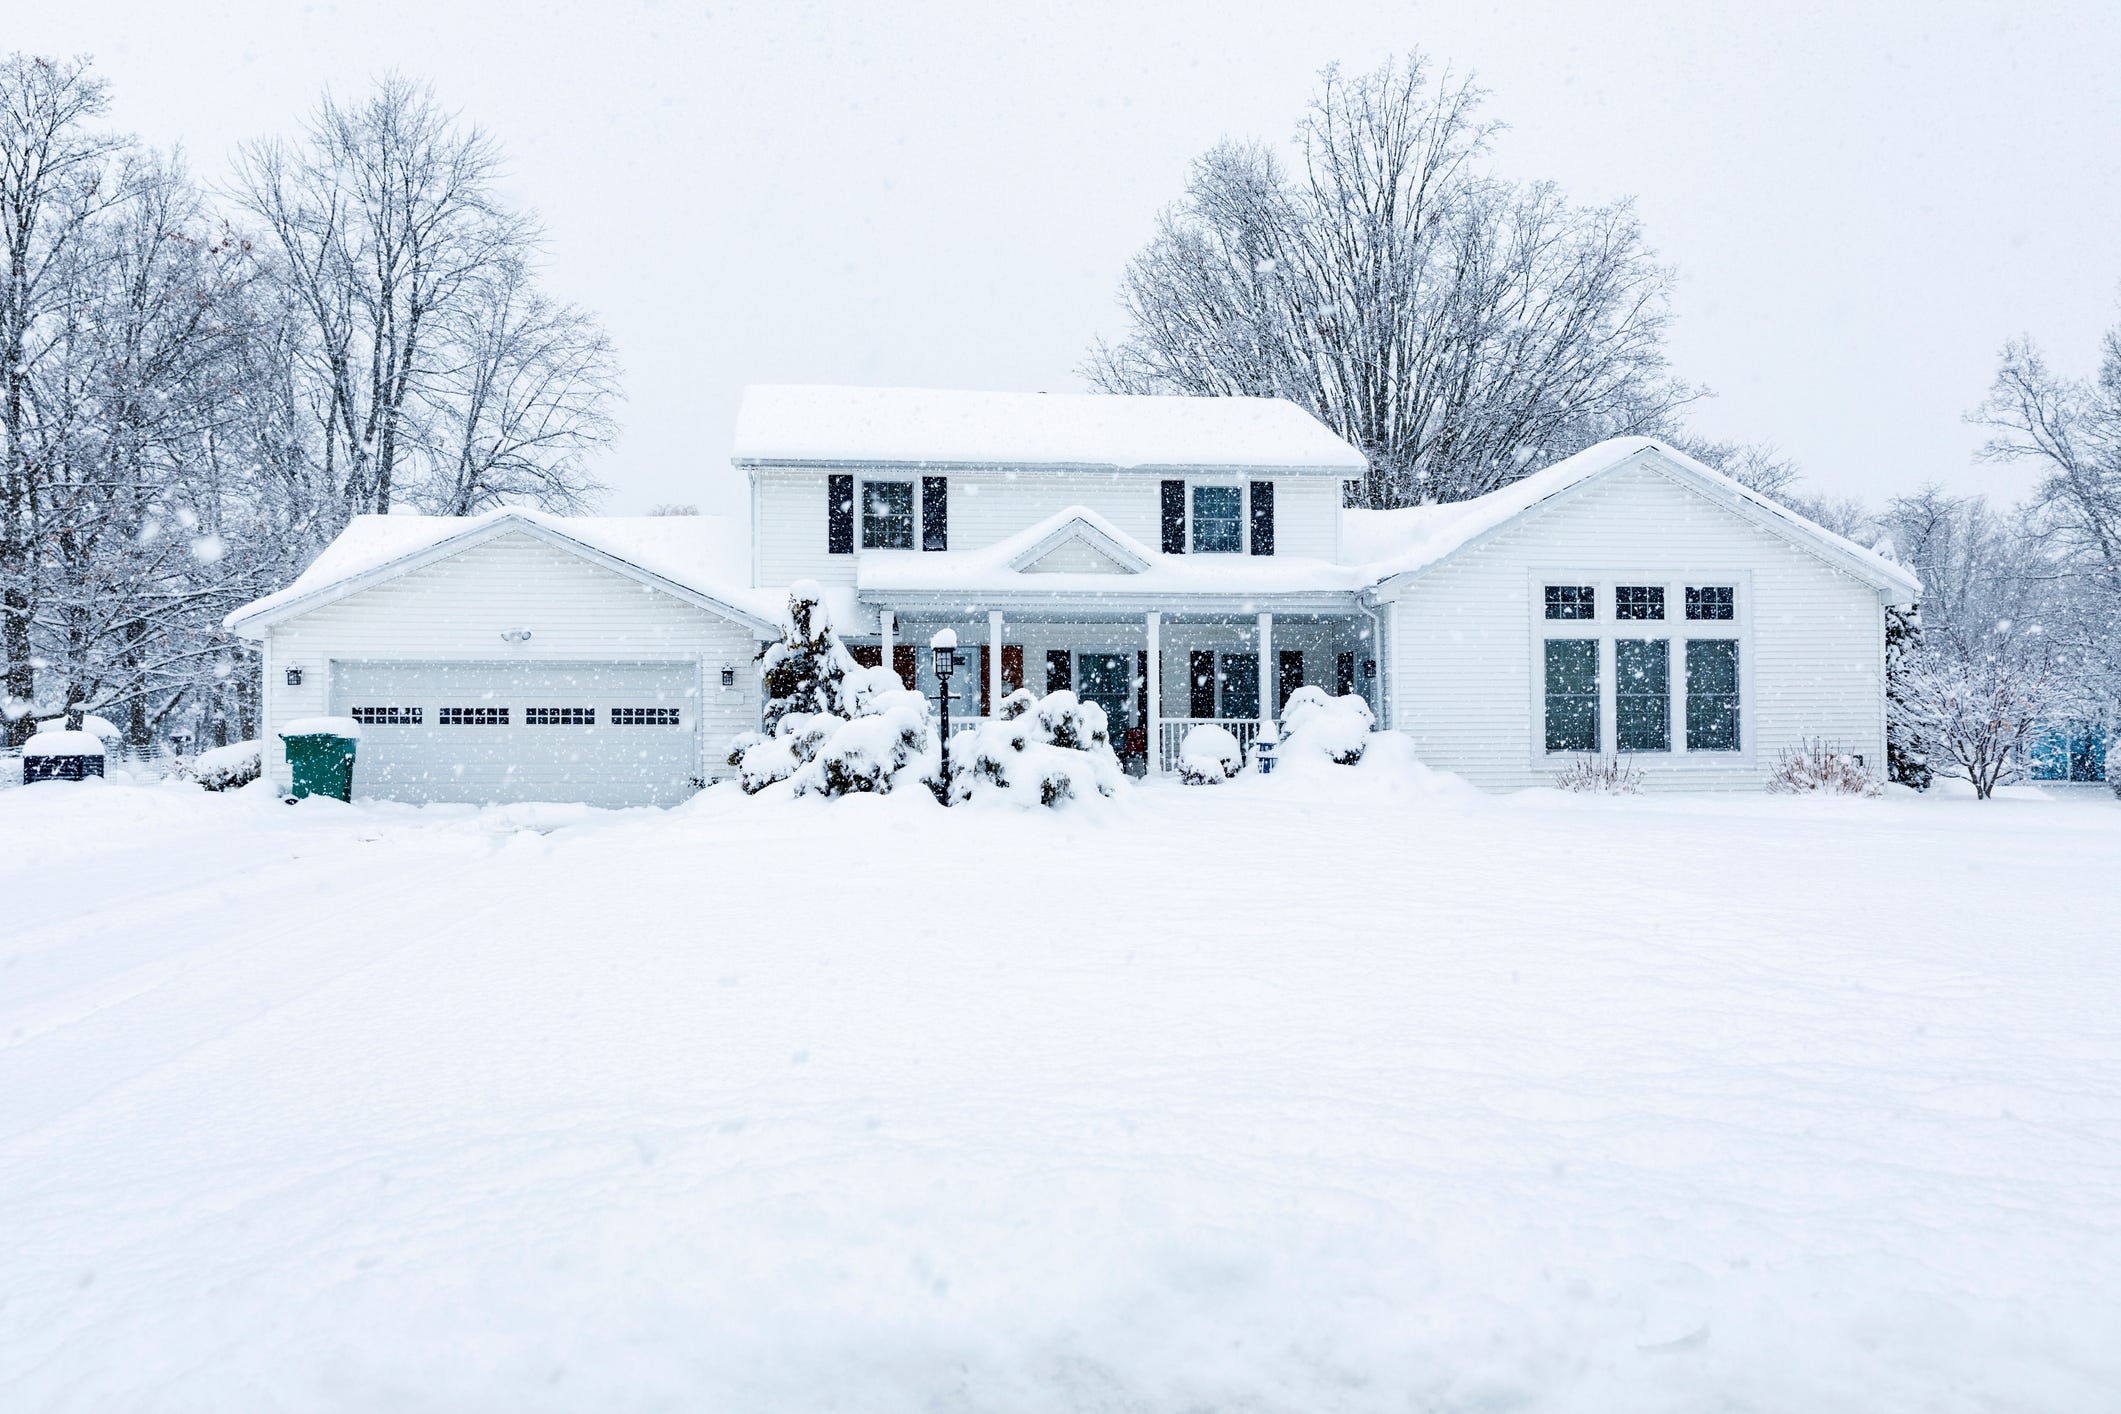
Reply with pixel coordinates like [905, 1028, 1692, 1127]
[350, 706, 421, 725]
[439, 707, 509, 726]
[611, 707, 681, 725]
[526, 707, 594, 725]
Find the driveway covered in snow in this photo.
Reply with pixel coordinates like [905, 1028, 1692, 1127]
[3, 773, 2117, 1411]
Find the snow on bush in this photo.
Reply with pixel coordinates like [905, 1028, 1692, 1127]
[1554, 755, 1643, 794]
[1176, 723, 1243, 785]
[786, 668, 938, 799]
[192, 740, 263, 793]
[1277, 686, 1375, 767]
[1766, 739, 1885, 797]
[945, 689, 1123, 807]
[731, 588, 937, 799]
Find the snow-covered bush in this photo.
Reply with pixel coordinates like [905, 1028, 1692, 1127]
[756, 580, 854, 732]
[1766, 739, 1885, 797]
[1176, 723, 1243, 785]
[1554, 755, 1643, 795]
[192, 740, 263, 793]
[945, 689, 1123, 807]
[1277, 686, 1375, 766]
[786, 669, 937, 799]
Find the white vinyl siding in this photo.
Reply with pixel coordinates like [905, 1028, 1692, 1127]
[1382, 460, 1888, 791]
[749, 466, 1340, 585]
[260, 530, 760, 794]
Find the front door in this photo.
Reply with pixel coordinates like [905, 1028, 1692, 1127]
[1077, 653, 1132, 738]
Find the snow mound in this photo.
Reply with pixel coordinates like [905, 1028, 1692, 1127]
[1177, 723, 1243, 785]
[23, 729, 106, 757]
[280, 716, 363, 740]
[1276, 687, 1375, 767]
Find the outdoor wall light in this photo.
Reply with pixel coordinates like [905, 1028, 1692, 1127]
[284, 666, 304, 687]
[720, 664, 737, 689]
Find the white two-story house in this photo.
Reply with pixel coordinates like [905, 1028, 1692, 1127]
[227, 384, 1919, 805]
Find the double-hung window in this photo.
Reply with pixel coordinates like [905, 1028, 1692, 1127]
[861, 480, 915, 549]
[1191, 486, 1243, 553]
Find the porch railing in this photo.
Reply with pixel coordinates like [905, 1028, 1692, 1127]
[1156, 718, 1262, 774]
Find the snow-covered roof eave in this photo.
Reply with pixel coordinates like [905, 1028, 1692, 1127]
[730, 455, 1361, 479]
[224, 510, 779, 640]
[1352, 440, 1924, 603]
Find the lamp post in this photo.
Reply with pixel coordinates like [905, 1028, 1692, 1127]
[931, 628, 959, 797]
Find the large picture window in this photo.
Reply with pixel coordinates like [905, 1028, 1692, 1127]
[1616, 639, 1669, 752]
[1544, 639, 1600, 752]
[861, 480, 915, 549]
[1191, 486, 1243, 553]
[1685, 640, 1741, 751]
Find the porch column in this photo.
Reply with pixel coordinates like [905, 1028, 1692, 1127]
[1257, 611, 1274, 723]
[987, 609, 1004, 717]
[878, 608, 894, 665]
[1145, 610, 1162, 773]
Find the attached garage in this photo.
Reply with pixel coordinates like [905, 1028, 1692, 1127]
[225, 509, 777, 808]
[329, 660, 702, 806]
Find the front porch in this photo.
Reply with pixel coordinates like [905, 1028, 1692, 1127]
[850, 604, 1383, 774]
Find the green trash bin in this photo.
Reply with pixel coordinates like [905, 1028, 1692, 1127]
[280, 718, 361, 801]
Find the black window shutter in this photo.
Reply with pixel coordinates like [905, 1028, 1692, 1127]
[1161, 480, 1186, 554]
[921, 476, 948, 551]
[827, 474, 854, 554]
[1249, 480, 1275, 555]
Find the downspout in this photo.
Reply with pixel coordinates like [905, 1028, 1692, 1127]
[1359, 592, 1389, 730]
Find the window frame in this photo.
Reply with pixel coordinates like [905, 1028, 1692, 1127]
[1189, 483, 1245, 555]
[1525, 570, 1752, 769]
[858, 478, 917, 550]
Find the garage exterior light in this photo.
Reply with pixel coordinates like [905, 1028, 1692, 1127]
[284, 666, 303, 687]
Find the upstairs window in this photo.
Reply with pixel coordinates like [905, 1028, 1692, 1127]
[1685, 640, 1741, 751]
[1686, 585, 1735, 620]
[1615, 585, 1665, 620]
[1191, 485, 1243, 553]
[1544, 585, 1595, 620]
[861, 480, 915, 549]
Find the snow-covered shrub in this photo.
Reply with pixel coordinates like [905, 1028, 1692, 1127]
[1554, 755, 1643, 795]
[945, 689, 1123, 807]
[786, 670, 938, 799]
[192, 740, 262, 793]
[1277, 686, 1375, 766]
[731, 584, 867, 794]
[1766, 739, 1885, 797]
[1176, 723, 1243, 785]
[756, 580, 854, 733]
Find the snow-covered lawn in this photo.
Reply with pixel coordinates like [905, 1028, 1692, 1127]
[3, 769, 2116, 1411]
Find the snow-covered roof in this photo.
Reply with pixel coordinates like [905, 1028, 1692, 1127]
[732, 385, 1369, 474]
[224, 508, 778, 637]
[857, 505, 1364, 601]
[1343, 438, 1923, 598]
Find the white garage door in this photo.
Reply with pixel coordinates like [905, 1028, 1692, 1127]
[329, 660, 701, 806]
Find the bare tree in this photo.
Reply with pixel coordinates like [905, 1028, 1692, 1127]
[1974, 323, 2121, 598]
[232, 77, 613, 525]
[1087, 54, 1698, 507]
[422, 255, 616, 515]
[0, 54, 132, 743]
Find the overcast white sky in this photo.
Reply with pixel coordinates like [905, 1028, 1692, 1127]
[15, 1, 2121, 517]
